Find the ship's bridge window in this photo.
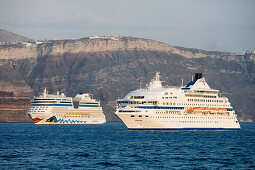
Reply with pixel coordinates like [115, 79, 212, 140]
[130, 96, 144, 99]
[164, 92, 168, 95]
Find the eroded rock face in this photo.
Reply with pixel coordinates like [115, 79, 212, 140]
[0, 91, 31, 122]
[0, 36, 254, 121]
[0, 58, 36, 96]
[0, 36, 232, 60]
[0, 44, 37, 59]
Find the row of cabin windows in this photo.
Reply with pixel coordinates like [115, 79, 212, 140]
[118, 101, 157, 105]
[67, 113, 92, 115]
[188, 99, 223, 102]
[159, 120, 237, 123]
[161, 120, 220, 123]
[130, 115, 235, 120]
[34, 99, 71, 101]
[129, 96, 144, 99]
[159, 120, 236, 123]
[32, 101, 57, 104]
[32, 106, 48, 108]
[156, 111, 180, 114]
[65, 115, 90, 118]
[131, 115, 148, 117]
[162, 96, 177, 99]
[119, 100, 225, 105]
[162, 102, 176, 105]
[204, 95, 217, 98]
[161, 102, 229, 107]
[185, 95, 217, 98]
[30, 106, 49, 111]
[164, 92, 173, 95]
[190, 90, 218, 94]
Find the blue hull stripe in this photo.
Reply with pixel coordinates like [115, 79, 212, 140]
[53, 104, 72, 106]
[138, 106, 184, 109]
[79, 105, 99, 107]
[128, 128, 240, 130]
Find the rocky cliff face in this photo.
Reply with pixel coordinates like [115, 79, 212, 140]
[0, 36, 254, 121]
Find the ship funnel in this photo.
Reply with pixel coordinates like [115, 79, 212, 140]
[194, 73, 202, 80]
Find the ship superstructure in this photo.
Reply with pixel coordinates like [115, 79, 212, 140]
[115, 73, 240, 130]
[28, 89, 106, 125]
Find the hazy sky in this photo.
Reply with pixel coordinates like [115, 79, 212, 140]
[0, 0, 254, 52]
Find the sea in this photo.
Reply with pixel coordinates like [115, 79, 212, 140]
[0, 122, 254, 169]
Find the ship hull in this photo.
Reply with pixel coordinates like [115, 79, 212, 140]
[28, 113, 106, 125]
[116, 111, 241, 130]
[128, 128, 240, 130]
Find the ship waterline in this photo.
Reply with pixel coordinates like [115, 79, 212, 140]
[117, 113, 240, 130]
[115, 73, 240, 130]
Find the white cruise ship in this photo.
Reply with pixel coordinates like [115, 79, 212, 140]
[115, 73, 241, 130]
[27, 89, 106, 125]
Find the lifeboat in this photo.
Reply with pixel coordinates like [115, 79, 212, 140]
[188, 107, 227, 113]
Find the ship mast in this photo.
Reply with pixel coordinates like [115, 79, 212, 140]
[43, 88, 47, 97]
[155, 71, 160, 82]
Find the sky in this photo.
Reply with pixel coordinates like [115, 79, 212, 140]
[0, 0, 254, 53]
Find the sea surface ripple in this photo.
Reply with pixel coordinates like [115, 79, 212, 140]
[0, 122, 254, 169]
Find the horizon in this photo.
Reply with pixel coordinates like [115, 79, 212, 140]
[0, 0, 254, 53]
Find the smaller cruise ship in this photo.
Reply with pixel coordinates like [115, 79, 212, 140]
[27, 89, 106, 125]
[115, 72, 241, 130]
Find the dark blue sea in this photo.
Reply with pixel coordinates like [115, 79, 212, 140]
[0, 122, 254, 169]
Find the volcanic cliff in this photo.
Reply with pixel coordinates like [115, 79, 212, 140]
[0, 36, 254, 122]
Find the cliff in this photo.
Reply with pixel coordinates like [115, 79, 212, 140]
[0, 36, 254, 122]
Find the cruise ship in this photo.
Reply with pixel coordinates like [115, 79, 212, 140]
[115, 73, 241, 130]
[27, 89, 106, 125]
